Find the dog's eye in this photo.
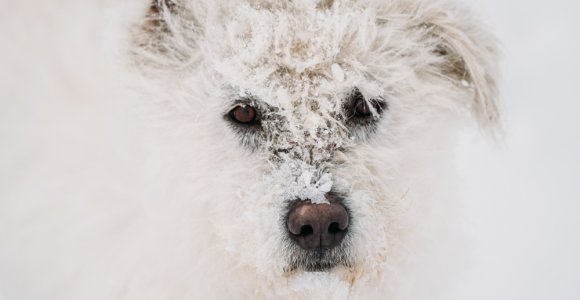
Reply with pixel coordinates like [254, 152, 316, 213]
[354, 99, 371, 116]
[347, 89, 385, 120]
[229, 105, 258, 125]
[353, 99, 384, 117]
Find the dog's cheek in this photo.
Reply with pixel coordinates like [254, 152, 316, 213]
[332, 147, 400, 278]
[201, 149, 289, 289]
[335, 107, 468, 292]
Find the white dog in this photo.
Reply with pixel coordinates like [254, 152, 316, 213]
[0, 0, 499, 299]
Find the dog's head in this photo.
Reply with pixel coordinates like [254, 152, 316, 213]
[131, 0, 498, 297]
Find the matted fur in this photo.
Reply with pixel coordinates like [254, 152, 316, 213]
[0, 0, 499, 299]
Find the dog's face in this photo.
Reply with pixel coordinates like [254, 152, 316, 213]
[132, 0, 498, 297]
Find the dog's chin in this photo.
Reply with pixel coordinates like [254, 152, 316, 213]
[285, 248, 351, 274]
[285, 262, 342, 275]
[302, 261, 339, 272]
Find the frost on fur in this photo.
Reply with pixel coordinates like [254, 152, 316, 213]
[267, 159, 333, 204]
[126, 0, 501, 294]
[133, 0, 500, 133]
[10, 0, 500, 299]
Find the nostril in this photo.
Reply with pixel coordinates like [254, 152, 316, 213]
[328, 222, 342, 234]
[298, 225, 313, 237]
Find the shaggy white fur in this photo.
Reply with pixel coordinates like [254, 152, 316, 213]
[0, 0, 499, 299]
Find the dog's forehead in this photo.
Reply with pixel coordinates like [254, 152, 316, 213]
[205, 2, 383, 109]
[217, 2, 358, 67]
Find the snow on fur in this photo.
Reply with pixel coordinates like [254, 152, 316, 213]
[0, 0, 499, 299]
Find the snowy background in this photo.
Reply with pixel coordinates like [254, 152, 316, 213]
[452, 0, 580, 299]
[1, 0, 579, 299]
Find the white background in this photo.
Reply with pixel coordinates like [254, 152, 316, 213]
[453, 0, 580, 298]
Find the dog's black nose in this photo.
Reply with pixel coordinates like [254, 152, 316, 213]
[287, 197, 349, 250]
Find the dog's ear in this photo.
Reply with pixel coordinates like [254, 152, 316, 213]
[419, 4, 501, 136]
[132, 0, 201, 70]
[316, 0, 335, 10]
[146, 0, 178, 30]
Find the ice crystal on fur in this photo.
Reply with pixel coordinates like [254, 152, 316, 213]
[267, 159, 333, 204]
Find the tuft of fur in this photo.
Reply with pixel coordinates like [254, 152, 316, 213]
[0, 0, 499, 299]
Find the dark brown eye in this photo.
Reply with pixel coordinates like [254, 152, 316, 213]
[352, 98, 384, 119]
[347, 88, 385, 120]
[354, 99, 371, 116]
[230, 105, 258, 124]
